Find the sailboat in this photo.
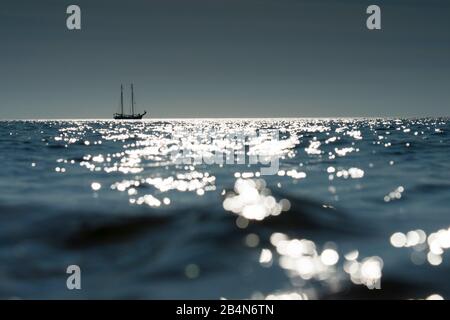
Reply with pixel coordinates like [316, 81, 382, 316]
[113, 84, 147, 120]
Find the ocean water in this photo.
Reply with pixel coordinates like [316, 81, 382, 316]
[0, 118, 449, 299]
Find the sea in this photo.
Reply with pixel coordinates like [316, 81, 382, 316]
[0, 118, 449, 299]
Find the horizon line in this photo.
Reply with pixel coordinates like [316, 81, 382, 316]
[1, 116, 449, 121]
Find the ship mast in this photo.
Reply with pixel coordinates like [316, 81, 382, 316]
[120, 84, 124, 115]
[131, 83, 135, 115]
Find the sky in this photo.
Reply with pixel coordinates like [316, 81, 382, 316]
[1, 0, 449, 119]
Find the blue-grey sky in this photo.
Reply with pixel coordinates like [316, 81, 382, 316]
[1, 0, 449, 119]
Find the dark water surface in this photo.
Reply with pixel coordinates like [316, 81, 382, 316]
[0, 118, 449, 299]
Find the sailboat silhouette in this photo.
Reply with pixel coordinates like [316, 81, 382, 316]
[113, 84, 147, 120]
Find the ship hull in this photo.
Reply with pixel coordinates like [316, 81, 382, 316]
[113, 111, 147, 120]
[113, 114, 145, 120]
